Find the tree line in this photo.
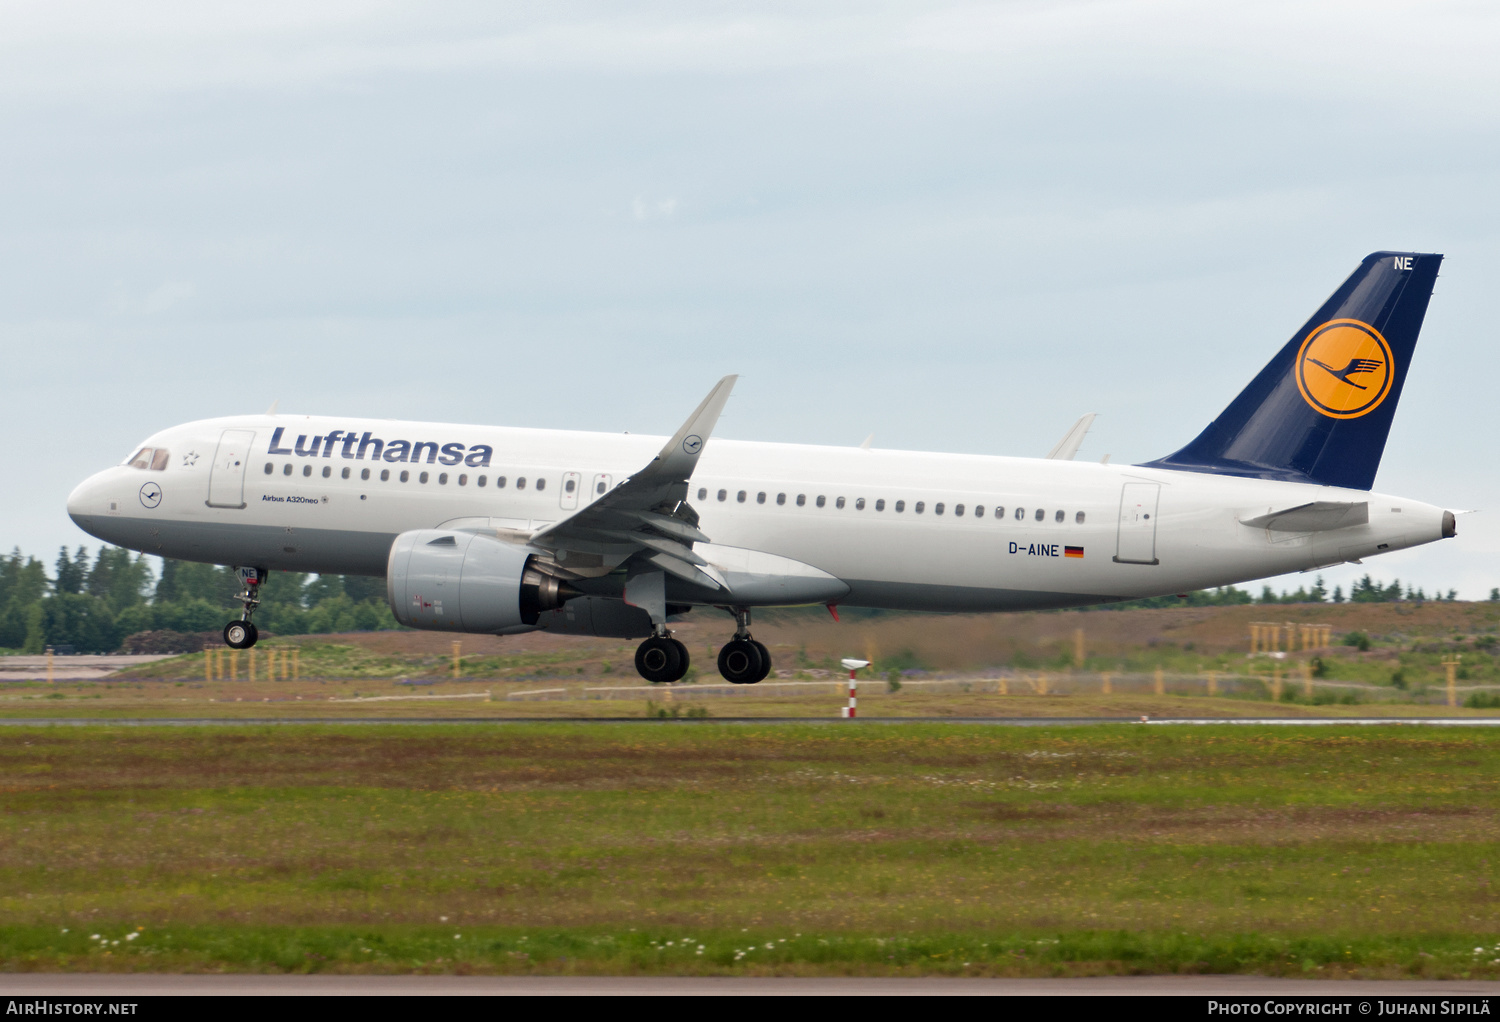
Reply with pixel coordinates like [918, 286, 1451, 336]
[0, 543, 1484, 653]
[0, 545, 396, 653]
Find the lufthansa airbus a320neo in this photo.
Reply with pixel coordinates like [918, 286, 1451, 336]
[68, 252, 1456, 683]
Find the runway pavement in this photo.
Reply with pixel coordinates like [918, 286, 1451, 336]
[4, 975, 1500, 995]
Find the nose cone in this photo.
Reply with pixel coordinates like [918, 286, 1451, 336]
[67, 470, 114, 540]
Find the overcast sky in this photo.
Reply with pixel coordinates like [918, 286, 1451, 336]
[4, 0, 1498, 598]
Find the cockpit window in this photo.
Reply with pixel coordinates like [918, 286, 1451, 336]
[127, 447, 170, 470]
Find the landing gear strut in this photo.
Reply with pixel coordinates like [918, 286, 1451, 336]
[718, 607, 771, 684]
[635, 627, 691, 683]
[223, 567, 263, 650]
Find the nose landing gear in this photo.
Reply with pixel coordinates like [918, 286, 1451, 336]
[718, 607, 771, 684]
[222, 567, 263, 649]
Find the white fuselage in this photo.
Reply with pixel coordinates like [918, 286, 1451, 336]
[67, 413, 1448, 612]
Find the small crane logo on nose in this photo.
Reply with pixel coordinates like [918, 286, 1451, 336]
[683, 434, 703, 454]
[139, 483, 162, 509]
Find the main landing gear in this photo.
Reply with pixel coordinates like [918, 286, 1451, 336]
[222, 567, 263, 650]
[718, 607, 771, 685]
[630, 609, 773, 685]
[635, 630, 691, 684]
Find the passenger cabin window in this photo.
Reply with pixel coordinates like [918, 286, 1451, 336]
[150, 449, 170, 471]
[796, 494, 806, 506]
[264, 463, 273, 475]
[835, 497, 845, 509]
[875, 499, 885, 511]
[302, 465, 312, 477]
[322, 466, 331, 478]
[361, 468, 370, 481]
[895, 500, 905, 512]
[565, 478, 576, 493]
[1076, 511, 1086, 524]
[517, 477, 527, 490]
[438, 473, 448, 485]
[283, 464, 292, 476]
[457, 474, 466, 486]
[757, 492, 766, 504]
[596, 481, 606, 494]
[1035, 508, 1045, 521]
[855, 498, 865, 510]
[1014, 507, 1024, 520]
[495, 476, 506, 488]
[777, 493, 786, 505]
[1055, 509, 1064, 523]
[718, 489, 727, 502]
[698, 488, 708, 500]
[995, 506, 1005, 519]
[380, 469, 390, 482]
[478, 475, 487, 487]
[400, 470, 410, 483]
[935, 502, 945, 515]
[536, 478, 546, 491]
[737, 490, 747, 503]
[975, 505, 984, 517]
[954, 504, 964, 517]
[816, 496, 826, 508]
[419, 471, 429, 484]
[915, 501, 925, 514]
[342, 467, 351, 480]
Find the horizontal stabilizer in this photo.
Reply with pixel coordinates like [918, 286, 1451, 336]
[1240, 501, 1368, 532]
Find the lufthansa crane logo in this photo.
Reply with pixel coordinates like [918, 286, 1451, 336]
[1294, 319, 1394, 419]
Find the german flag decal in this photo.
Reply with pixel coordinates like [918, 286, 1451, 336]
[1064, 546, 1084, 559]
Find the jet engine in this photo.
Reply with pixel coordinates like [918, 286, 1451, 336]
[387, 529, 579, 633]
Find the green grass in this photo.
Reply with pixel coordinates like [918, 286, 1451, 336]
[4, 722, 1500, 976]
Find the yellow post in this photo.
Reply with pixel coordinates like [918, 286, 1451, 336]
[46, 646, 54, 685]
[204, 647, 213, 683]
[1038, 671, 1049, 696]
[998, 676, 1008, 695]
[1271, 665, 1282, 702]
[1444, 656, 1460, 709]
[1249, 625, 1258, 654]
[1073, 628, 1084, 668]
[1101, 671, 1112, 695]
[1154, 667, 1165, 696]
[1302, 661, 1313, 699]
[293, 648, 301, 682]
[230, 649, 238, 682]
[1208, 671, 1218, 696]
[452, 640, 462, 679]
[248, 648, 256, 683]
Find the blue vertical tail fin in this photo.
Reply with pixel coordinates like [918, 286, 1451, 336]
[1143, 251, 1441, 490]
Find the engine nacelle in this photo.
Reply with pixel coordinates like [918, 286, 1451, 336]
[386, 530, 577, 633]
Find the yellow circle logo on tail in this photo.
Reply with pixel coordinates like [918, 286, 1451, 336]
[1295, 319, 1394, 419]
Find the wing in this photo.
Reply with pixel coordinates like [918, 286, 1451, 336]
[1044, 413, 1097, 460]
[527, 375, 738, 590]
